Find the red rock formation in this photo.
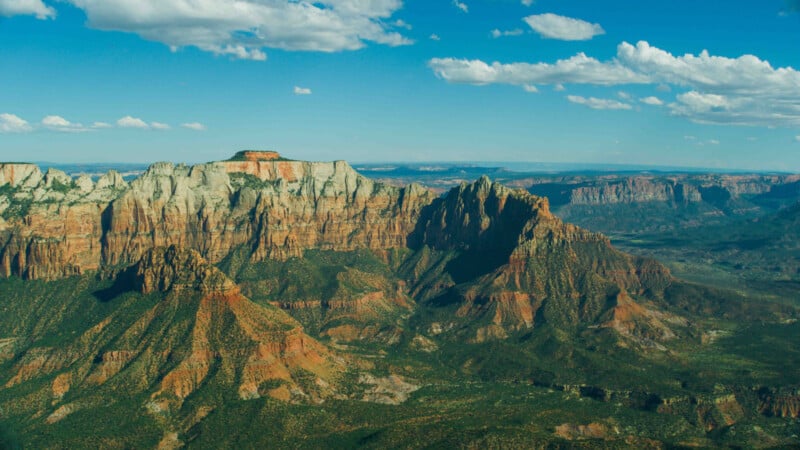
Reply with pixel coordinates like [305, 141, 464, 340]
[0, 156, 434, 280]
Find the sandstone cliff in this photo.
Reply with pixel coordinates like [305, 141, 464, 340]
[522, 173, 800, 233]
[403, 177, 674, 341]
[0, 153, 434, 280]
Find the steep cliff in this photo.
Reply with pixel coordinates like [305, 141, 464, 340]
[0, 153, 434, 280]
[403, 177, 674, 342]
[524, 173, 800, 233]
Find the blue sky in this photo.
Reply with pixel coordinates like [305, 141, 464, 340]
[1, 0, 799, 170]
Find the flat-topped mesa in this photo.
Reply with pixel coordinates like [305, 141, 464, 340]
[229, 150, 283, 161]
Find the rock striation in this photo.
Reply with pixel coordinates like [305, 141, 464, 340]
[403, 177, 673, 341]
[0, 153, 434, 280]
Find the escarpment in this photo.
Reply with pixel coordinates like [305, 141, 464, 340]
[0, 153, 435, 280]
[0, 154, 679, 336]
[402, 176, 674, 339]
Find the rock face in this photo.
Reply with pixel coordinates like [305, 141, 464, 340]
[0, 153, 434, 280]
[526, 174, 800, 208]
[4, 245, 347, 408]
[403, 177, 673, 340]
[522, 173, 800, 233]
[0, 156, 680, 340]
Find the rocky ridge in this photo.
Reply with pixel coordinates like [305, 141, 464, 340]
[0, 152, 434, 280]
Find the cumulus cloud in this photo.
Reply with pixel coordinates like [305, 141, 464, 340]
[117, 116, 150, 129]
[617, 91, 632, 100]
[62, 0, 410, 61]
[41, 115, 91, 132]
[429, 40, 800, 127]
[181, 122, 206, 131]
[639, 96, 664, 106]
[150, 122, 171, 130]
[293, 86, 312, 95]
[524, 13, 604, 41]
[0, 0, 55, 19]
[616, 41, 800, 126]
[0, 113, 32, 133]
[567, 95, 632, 110]
[429, 34, 440, 41]
[453, 0, 468, 13]
[491, 28, 523, 38]
[522, 84, 538, 93]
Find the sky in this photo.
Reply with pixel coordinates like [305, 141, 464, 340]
[1, 0, 800, 171]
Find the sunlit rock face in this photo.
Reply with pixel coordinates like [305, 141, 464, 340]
[0, 152, 435, 280]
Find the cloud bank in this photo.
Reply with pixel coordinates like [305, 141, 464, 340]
[430, 40, 800, 127]
[62, 0, 411, 60]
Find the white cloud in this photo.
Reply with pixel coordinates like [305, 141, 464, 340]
[684, 135, 696, 141]
[617, 91, 632, 100]
[708, 139, 720, 145]
[428, 53, 648, 86]
[639, 96, 664, 106]
[429, 40, 800, 127]
[523, 13, 604, 41]
[181, 122, 206, 131]
[117, 116, 150, 129]
[521, 0, 534, 5]
[617, 41, 800, 126]
[91, 121, 112, 129]
[453, 0, 468, 13]
[150, 122, 171, 130]
[63, 0, 411, 61]
[41, 115, 70, 128]
[429, 34, 440, 41]
[0, 0, 55, 19]
[393, 19, 411, 30]
[41, 115, 91, 132]
[0, 113, 32, 133]
[491, 28, 523, 38]
[567, 95, 632, 110]
[795, 135, 800, 142]
[522, 84, 538, 93]
[553, 84, 566, 92]
[293, 86, 312, 95]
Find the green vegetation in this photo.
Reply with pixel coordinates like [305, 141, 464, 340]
[228, 172, 283, 191]
[0, 173, 799, 448]
[49, 179, 75, 194]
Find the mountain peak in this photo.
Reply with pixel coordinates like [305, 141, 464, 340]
[134, 245, 238, 295]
